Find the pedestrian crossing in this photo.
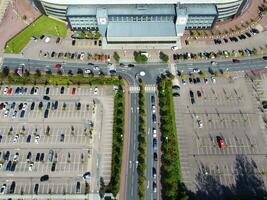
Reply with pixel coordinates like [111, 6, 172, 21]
[129, 84, 156, 93]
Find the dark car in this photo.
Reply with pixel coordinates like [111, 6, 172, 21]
[152, 114, 156, 123]
[6, 160, 12, 171]
[18, 103, 23, 110]
[30, 102, 35, 110]
[46, 102, 51, 110]
[40, 174, 49, 182]
[60, 87, 64, 94]
[128, 64, 135, 67]
[173, 92, 180, 97]
[196, 77, 201, 83]
[262, 56, 267, 60]
[189, 90, 194, 98]
[51, 162, 56, 171]
[54, 101, 58, 110]
[44, 109, 49, 118]
[4, 151, 10, 161]
[56, 37, 60, 43]
[26, 152, 32, 160]
[34, 184, 39, 195]
[10, 162, 16, 171]
[26, 135, 31, 143]
[40, 153, 45, 161]
[151, 95, 155, 104]
[152, 167, 157, 179]
[30, 87, 35, 94]
[36, 153, 40, 161]
[20, 110, 25, 118]
[109, 70, 117, 76]
[191, 98, 195, 104]
[38, 102, 43, 109]
[153, 152, 158, 161]
[76, 182, 81, 193]
[245, 32, 251, 37]
[43, 96, 50, 101]
[0, 135, 2, 143]
[72, 40, 76, 46]
[9, 181, 16, 194]
[232, 59, 240, 63]
[45, 87, 50, 95]
[60, 134, 65, 142]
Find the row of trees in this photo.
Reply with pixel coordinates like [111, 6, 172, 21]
[0, 67, 122, 86]
[158, 77, 191, 200]
[101, 84, 125, 197]
[137, 81, 147, 200]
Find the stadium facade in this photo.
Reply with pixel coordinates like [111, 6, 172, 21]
[36, 0, 245, 48]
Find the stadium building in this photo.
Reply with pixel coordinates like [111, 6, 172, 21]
[35, 0, 245, 48]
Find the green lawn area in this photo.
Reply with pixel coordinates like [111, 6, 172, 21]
[5, 15, 67, 54]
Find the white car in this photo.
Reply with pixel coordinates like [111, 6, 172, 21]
[13, 152, 19, 161]
[4, 110, 9, 117]
[0, 184, 6, 195]
[82, 172, 91, 182]
[152, 105, 156, 113]
[84, 69, 92, 74]
[153, 128, 157, 138]
[171, 46, 179, 51]
[192, 68, 200, 73]
[13, 134, 19, 143]
[80, 52, 85, 60]
[35, 135, 40, 143]
[3, 87, 8, 95]
[28, 162, 34, 171]
[211, 77, 216, 83]
[0, 163, 3, 170]
[94, 87, 99, 95]
[197, 120, 203, 128]
[22, 103, 28, 110]
[93, 66, 99, 71]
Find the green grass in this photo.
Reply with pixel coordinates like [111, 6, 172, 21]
[5, 15, 67, 54]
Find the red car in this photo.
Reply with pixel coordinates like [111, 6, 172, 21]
[72, 88, 76, 95]
[217, 136, 225, 149]
[7, 88, 13, 95]
[54, 64, 62, 69]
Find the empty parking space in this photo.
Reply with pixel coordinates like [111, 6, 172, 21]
[174, 74, 267, 194]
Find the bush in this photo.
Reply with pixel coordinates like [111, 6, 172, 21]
[160, 52, 169, 63]
[158, 78, 191, 200]
[134, 52, 148, 64]
[102, 85, 125, 196]
[113, 52, 120, 63]
[137, 82, 147, 200]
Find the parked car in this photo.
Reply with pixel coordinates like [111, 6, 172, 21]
[153, 138, 158, 151]
[217, 136, 225, 149]
[232, 59, 240, 63]
[40, 174, 49, 182]
[153, 152, 158, 161]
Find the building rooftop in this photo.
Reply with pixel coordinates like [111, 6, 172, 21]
[41, 0, 242, 5]
[107, 21, 177, 37]
[67, 5, 175, 16]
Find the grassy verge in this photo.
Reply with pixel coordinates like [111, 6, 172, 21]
[0, 72, 121, 86]
[137, 82, 147, 200]
[101, 84, 125, 196]
[5, 15, 67, 54]
[158, 78, 190, 200]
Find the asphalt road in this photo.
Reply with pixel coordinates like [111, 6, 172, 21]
[126, 93, 139, 200]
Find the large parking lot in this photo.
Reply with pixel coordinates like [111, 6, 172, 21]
[0, 85, 114, 197]
[174, 73, 267, 198]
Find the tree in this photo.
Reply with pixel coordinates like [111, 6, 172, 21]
[24, 69, 30, 77]
[160, 52, 169, 63]
[134, 52, 148, 64]
[35, 69, 41, 77]
[2, 66, 9, 77]
[57, 70, 63, 75]
[113, 52, 120, 63]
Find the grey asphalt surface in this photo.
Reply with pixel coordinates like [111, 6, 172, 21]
[1, 56, 267, 199]
[126, 93, 139, 200]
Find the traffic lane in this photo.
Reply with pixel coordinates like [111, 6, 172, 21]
[146, 93, 154, 200]
[126, 93, 139, 200]
[177, 58, 267, 73]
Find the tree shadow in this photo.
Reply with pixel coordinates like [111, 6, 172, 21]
[193, 155, 267, 200]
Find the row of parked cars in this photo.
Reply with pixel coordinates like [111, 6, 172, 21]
[151, 95, 158, 193]
[213, 29, 259, 45]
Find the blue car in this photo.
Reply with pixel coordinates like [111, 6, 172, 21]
[20, 110, 25, 118]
